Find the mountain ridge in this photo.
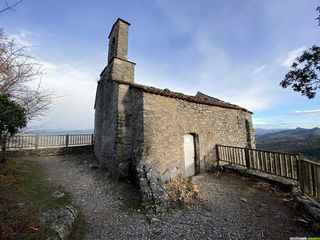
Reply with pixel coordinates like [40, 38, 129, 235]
[256, 127, 320, 161]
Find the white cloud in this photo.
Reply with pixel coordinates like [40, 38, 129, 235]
[249, 65, 267, 77]
[30, 60, 97, 130]
[289, 110, 320, 116]
[280, 47, 306, 68]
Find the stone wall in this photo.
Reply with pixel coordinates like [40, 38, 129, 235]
[94, 79, 119, 176]
[109, 58, 135, 83]
[94, 81, 143, 178]
[141, 92, 255, 182]
[7, 145, 93, 158]
[94, 80, 255, 182]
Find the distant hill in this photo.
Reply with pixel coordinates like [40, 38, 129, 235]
[26, 129, 93, 135]
[255, 128, 289, 136]
[256, 127, 320, 161]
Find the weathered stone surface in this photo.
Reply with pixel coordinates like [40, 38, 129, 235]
[141, 92, 254, 180]
[94, 79, 119, 176]
[107, 19, 130, 63]
[291, 187, 320, 230]
[40, 205, 77, 240]
[7, 145, 93, 158]
[136, 160, 169, 207]
[94, 18, 255, 185]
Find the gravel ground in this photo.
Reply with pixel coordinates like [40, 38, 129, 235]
[33, 154, 318, 240]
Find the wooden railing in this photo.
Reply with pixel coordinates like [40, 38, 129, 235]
[6, 134, 94, 150]
[298, 158, 320, 201]
[216, 144, 319, 201]
[217, 145, 298, 179]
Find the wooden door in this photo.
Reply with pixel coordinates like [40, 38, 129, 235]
[184, 134, 195, 177]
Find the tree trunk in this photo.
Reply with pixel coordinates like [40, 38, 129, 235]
[0, 134, 7, 164]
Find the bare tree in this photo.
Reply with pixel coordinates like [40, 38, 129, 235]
[0, 28, 51, 120]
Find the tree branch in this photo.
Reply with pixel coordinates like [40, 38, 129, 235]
[0, 0, 23, 14]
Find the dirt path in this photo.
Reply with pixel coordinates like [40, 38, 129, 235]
[34, 154, 318, 240]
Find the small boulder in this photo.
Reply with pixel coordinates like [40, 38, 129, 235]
[40, 205, 77, 240]
[52, 191, 65, 199]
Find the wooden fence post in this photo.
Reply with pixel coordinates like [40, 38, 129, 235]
[35, 135, 39, 149]
[245, 147, 250, 169]
[216, 144, 220, 167]
[296, 154, 305, 193]
[65, 134, 69, 147]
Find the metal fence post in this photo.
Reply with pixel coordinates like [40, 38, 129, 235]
[91, 133, 94, 145]
[245, 147, 250, 169]
[65, 134, 69, 147]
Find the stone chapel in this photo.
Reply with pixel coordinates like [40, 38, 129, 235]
[94, 18, 255, 182]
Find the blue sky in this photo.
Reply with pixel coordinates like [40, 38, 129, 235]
[1, 0, 320, 130]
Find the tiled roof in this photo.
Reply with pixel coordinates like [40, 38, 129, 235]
[114, 79, 252, 113]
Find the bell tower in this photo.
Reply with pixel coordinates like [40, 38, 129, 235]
[108, 18, 130, 62]
[102, 18, 135, 83]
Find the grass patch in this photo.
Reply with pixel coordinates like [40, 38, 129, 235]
[122, 196, 145, 213]
[0, 158, 81, 239]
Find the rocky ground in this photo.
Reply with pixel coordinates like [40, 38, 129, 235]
[33, 154, 318, 240]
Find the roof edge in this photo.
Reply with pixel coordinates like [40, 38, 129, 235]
[111, 79, 253, 114]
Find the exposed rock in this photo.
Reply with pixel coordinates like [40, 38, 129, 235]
[89, 163, 101, 169]
[52, 191, 65, 199]
[291, 187, 320, 231]
[135, 160, 169, 209]
[40, 205, 78, 240]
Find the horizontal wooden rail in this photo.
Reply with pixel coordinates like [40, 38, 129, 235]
[5, 134, 94, 150]
[298, 158, 320, 200]
[217, 144, 298, 180]
[217, 144, 320, 201]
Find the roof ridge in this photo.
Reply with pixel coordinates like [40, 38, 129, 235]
[112, 79, 252, 113]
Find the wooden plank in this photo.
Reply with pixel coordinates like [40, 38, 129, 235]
[252, 149, 256, 169]
[231, 147, 235, 164]
[294, 155, 299, 179]
[236, 148, 240, 165]
[259, 151, 263, 171]
[242, 149, 246, 166]
[298, 160, 305, 194]
[311, 165, 317, 197]
[265, 151, 270, 173]
[268, 152, 273, 174]
[283, 154, 288, 177]
[287, 155, 292, 178]
[264, 151, 268, 172]
[307, 163, 312, 195]
[279, 153, 285, 176]
[300, 158, 320, 167]
[273, 153, 277, 174]
[260, 151, 264, 171]
[245, 148, 250, 169]
[316, 166, 320, 200]
[221, 146, 224, 161]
